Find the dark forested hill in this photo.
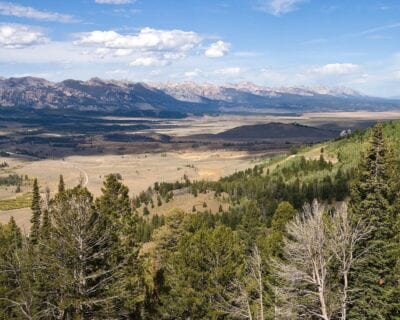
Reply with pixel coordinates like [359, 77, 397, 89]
[216, 122, 338, 140]
[187, 122, 339, 142]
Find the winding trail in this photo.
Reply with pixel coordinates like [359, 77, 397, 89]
[59, 160, 89, 187]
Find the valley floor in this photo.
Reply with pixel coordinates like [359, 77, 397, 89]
[1, 111, 400, 230]
[0, 149, 270, 229]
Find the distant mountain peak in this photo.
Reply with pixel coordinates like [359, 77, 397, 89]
[153, 81, 364, 102]
[0, 76, 396, 114]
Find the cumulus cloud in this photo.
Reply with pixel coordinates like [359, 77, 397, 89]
[130, 57, 168, 67]
[214, 67, 242, 76]
[205, 40, 230, 58]
[75, 27, 202, 66]
[76, 28, 200, 51]
[259, 0, 308, 16]
[184, 68, 203, 78]
[0, 23, 48, 48]
[95, 0, 133, 3]
[76, 30, 120, 45]
[0, 2, 77, 23]
[312, 63, 360, 75]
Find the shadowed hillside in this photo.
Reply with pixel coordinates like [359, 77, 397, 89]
[189, 122, 339, 141]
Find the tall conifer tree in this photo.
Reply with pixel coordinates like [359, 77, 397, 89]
[96, 174, 143, 317]
[58, 174, 65, 194]
[348, 124, 399, 319]
[30, 178, 41, 244]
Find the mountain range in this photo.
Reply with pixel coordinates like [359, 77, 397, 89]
[1, 77, 399, 116]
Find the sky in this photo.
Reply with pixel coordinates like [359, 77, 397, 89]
[0, 0, 399, 97]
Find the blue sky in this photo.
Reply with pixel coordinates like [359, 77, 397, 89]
[0, 0, 399, 96]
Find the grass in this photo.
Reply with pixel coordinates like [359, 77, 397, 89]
[0, 193, 32, 211]
[263, 120, 400, 186]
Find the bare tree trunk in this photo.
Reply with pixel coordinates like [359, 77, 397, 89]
[329, 203, 371, 320]
[318, 284, 329, 320]
[341, 270, 348, 320]
[252, 246, 264, 320]
[215, 245, 266, 319]
[274, 201, 332, 320]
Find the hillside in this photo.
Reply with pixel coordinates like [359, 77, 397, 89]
[187, 122, 339, 142]
[215, 122, 338, 140]
[186, 119, 400, 217]
[1, 77, 399, 116]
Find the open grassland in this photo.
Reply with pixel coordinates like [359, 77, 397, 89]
[0, 149, 264, 228]
[0, 193, 32, 211]
[9, 149, 264, 196]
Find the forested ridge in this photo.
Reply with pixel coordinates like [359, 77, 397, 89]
[0, 121, 400, 319]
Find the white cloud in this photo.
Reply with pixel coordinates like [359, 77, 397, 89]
[259, 0, 308, 16]
[0, 23, 48, 48]
[205, 40, 231, 58]
[95, 0, 133, 4]
[184, 68, 203, 78]
[352, 73, 370, 84]
[77, 31, 120, 44]
[214, 67, 242, 76]
[75, 27, 202, 66]
[0, 2, 77, 23]
[312, 63, 360, 75]
[76, 28, 200, 51]
[130, 57, 168, 67]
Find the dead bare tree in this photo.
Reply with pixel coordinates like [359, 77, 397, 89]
[275, 200, 333, 320]
[249, 245, 265, 320]
[0, 240, 55, 320]
[329, 203, 371, 320]
[216, 245, 266, 320]
[274, 200, 372, 320]
[216, 279, 253, 320]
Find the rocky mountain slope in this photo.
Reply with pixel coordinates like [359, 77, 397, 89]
[1, 77, 399, 115]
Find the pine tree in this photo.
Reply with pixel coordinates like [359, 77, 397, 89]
[40, 209, 51, 240]
[7, 216, 22, 250]
[58, 174, 65, 193]
[257, 201, 296, 317]
[157, 195, 162, 206]
[262, 201, 296, 258]
[97, 174, 131, 219]
[96, 174, 143, 318]
[46, 187, 118, 318]
[159, 225, 245, 318]
[29, 178, 41, 244]
[348, 124, 399, 319]
[392, 211, 400, 317]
